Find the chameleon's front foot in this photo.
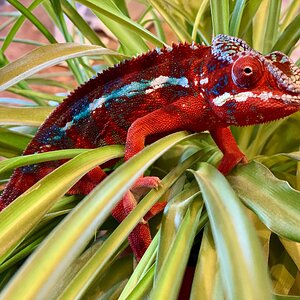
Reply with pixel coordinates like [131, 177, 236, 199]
[112, 176, 166, 261]
[217, 152, 248, 175]
[210, 127, 248, 175]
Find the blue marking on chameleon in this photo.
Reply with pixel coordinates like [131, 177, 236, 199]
[210, 74, 228, 96]
[50, 125, 66, 142]
[176, 77, 189, 87]
[93, 76, 189, 109]
[37, 124, 65, 144]
[70, 96, 89, 116]
[280, 56, 289, 63]
[207, 63, 216, 72]
[156, 47, 163, 55]
[20, 164, 38, 173]
[226, 101, 236, 115]
[56, 76, 189, 135]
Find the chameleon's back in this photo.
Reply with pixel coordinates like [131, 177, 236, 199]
[0, 43, 208, 209]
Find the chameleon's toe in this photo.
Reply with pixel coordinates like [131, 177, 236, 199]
[130, 176, 161, 199]
[133, 176, 161, 189]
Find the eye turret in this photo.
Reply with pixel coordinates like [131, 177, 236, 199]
[232, 56, 263, 88]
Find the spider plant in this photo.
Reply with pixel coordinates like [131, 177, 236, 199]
[0, 0, 299, 299]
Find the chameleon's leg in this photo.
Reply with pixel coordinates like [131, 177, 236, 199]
[113, 99, 202, 259]
[210, 127, 247, 174]
[111, 177, 166, 261]
[68, 166, 107, 195]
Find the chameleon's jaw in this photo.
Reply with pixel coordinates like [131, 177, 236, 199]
[211, 89, 300, 126]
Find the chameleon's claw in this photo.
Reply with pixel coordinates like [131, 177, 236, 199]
[130, 176, 161, 200]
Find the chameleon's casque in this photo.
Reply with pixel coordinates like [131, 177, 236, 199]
[1, 34, 299, 260]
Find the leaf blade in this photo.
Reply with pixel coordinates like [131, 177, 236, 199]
[228, 161, 300, 242]
[192, 163, 273, 300]
[0, 43, 122, 91]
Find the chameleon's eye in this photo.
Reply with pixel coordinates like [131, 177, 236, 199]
[232, 56, 263, 88]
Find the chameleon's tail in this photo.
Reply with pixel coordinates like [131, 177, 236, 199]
[0, 168, 36, 210]
[0, 164, 106, 212]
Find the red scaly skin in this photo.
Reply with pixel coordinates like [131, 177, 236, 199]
[0, 35, 299, 260]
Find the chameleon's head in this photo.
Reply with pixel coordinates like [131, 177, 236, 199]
[205, 34, 300, 126]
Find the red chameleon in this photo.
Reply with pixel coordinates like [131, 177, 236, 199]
[0, 34, 299, 260]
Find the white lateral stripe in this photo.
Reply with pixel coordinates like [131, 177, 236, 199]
[213, 91, 300, 106]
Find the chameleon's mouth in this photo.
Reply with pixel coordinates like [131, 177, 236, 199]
[212, 91, 300, 107]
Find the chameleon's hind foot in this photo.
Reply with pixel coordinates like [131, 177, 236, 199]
[112, 176, 165, 261]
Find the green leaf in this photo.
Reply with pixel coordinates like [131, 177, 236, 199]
[84, 0, 149, 54]
[6, 0, 56, 46]
[245, 120, 287, 158]
[148, 0, 192, 42]
[155, 183, 200, 273]
[280, 0, 300, 31]
[280, 238, 300, 271]
[0, 37, 45, 47]
[258, 113, 300, 156]
[0, 132, 191, 299]
[0, 128, 31, 155]
[57, 139, 202, 299]
[0, 149, 91, 176]
[59, 243, 132, 299]
[238, 0, 263, 38]
[119, 233, 159, 299]
[210, 0, 229, 35]
[191, 0, 210, 44]
[192, 163, 273, 300]
[7, 87, 64, 104]
[0, 145, 124, 265]
[60, 0, 105, 50]
[150, 195, 203, 300]
[0, 106, 53, 126]
[0, 43, 122, 91]
[252, 0, 270, 52]
[274, 295, 300, 300]
[84, 256, 133, 299]
[263, 0, 281, 53]
[228, 161, 300, 242]
[76, 0, 164, 51]
[48, 0, 88, 84]
[229, 0, 247, 37]
[190, 225, 224, 300]
[269, 235, 298, 295]
[25, 77, 73, 90]
[272, 13, 300, 55]
[125, 264, 155, 299]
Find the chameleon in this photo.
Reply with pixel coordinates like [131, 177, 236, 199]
[0, 34, 300, 260]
